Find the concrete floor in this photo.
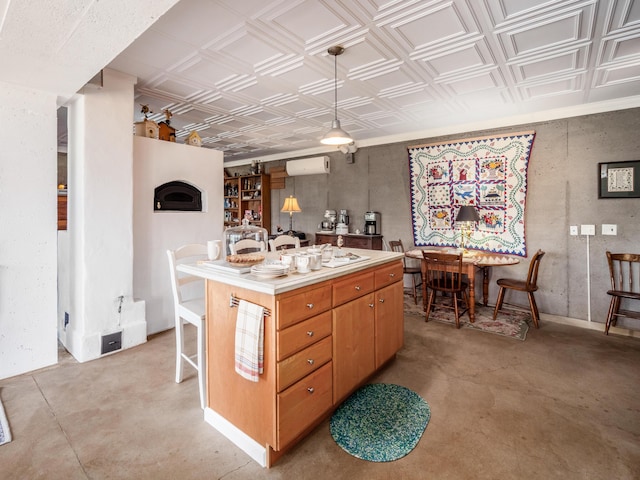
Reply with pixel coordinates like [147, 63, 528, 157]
[1, 312, 639, 480]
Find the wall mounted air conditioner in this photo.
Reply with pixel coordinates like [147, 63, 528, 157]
[286, 156, 330, 176]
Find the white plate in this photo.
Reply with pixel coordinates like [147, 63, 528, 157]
[251, 264, 288, 277]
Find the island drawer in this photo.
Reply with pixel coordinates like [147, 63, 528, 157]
[277, 285, 332, 330]
[277, 311, 332, 361]
[277, 336, 332, 392]
[332, 270, 374, 307]
[374, 261, 404, 289]
[277, 361, 333, 449]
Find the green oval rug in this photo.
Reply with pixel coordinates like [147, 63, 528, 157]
[330, 383, 431, 462]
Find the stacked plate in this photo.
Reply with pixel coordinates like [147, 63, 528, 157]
[250, 263, 289, 278]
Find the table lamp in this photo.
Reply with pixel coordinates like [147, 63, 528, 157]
[281, 195, 301, 234]
[456, 205, 480, 252]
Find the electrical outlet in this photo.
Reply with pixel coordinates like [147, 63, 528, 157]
[570, 226, 578, 235]
[602, 224, 617, 235]
[580, 224, 595, 236]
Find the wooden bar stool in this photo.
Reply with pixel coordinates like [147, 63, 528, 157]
[167, 244, 208, 409]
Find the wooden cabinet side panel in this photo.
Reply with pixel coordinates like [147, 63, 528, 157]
[332, 294, 375, 404]
[375, 281, 404, 369]
[206, 280, 277, 447]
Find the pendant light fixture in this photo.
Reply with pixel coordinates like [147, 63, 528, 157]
[321, 46, 353, 146]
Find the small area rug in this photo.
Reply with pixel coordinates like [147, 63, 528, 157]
[0, 397, 11, 446]
[404, 298, 530, 341]
[330, 383, 430, 462]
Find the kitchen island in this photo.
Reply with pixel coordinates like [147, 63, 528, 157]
[178, 248, 405, 467]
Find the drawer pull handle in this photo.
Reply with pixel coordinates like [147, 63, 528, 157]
[306, 303, 314, 309]
[307, 359, 315, 365]
[306, 330, 314, 337]
[389, 273, 395, 277]
[379, 298, 385, 303]
[307, 387, 315, 394]
[369, 303, 374, 308]
[355, 285, 361, 291]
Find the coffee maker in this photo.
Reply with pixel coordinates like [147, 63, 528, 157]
[364, 211, 380, 235]
[336, 209, 349, 234]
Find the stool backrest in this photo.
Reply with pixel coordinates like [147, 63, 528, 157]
[167, 244, 207, 306]
[230, 239, 266, 255]
[269, 235, 300, 251]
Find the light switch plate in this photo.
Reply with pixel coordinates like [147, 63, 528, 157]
[570, 226, 578, 235]
[580, 224, 596, 236]
[602, 224, 617, 235]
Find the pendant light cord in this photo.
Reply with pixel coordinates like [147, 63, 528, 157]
[333, 52, 338, 121]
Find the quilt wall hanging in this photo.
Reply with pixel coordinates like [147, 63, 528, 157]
[408, 131, 535, 256]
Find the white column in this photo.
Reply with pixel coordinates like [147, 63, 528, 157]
[62, 69, 146, 362]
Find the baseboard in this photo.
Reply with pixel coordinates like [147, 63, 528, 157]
[483, 301, 638, 338]
[204, 408, 267, 467]
[539, 312, 639, 338]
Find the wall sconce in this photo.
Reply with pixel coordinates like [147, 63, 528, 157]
[455, 205, 480, 252]
[281, 195, 302, 234]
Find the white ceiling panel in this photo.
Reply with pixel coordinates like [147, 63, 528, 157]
[83, 0, 640, 162]
[512, 46, 589, 82]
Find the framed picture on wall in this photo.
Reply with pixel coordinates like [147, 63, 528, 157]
[598, 160, 640, 198]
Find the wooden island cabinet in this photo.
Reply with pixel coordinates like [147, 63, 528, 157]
[179, 249, 404, 467]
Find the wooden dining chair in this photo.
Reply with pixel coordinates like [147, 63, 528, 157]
[421, 251, 470, 328]
[604, 252, 640, 335]
[389, 240, 422, 304]
[493, 249, 545, 328]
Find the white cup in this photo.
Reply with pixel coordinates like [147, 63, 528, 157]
[296, 254, 310, 273]
[307, 250, 323, 270]
[281, 253, 295, 272]
[207, 240, 221, 261]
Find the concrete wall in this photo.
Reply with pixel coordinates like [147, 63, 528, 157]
[266, 108, 640, 328]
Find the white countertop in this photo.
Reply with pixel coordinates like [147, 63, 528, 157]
[178, 248, 404, 295]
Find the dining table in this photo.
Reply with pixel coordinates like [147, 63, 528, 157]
[405, 247, 520, 322]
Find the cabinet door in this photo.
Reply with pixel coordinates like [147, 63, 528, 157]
[332, 293, 375, 403]
[375, 281, 404, 369]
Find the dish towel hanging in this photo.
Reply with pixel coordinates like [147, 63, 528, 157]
[234, 299, 265, 382]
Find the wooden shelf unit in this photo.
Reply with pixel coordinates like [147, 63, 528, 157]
[224, 174, 271, 233]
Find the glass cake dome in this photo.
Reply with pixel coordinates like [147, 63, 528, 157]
[223, 214, 268, 258]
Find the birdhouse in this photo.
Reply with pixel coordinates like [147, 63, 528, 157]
[158, 122, 176, 142]
[187, 131, 202, 147]
[134, 119, 159, 139]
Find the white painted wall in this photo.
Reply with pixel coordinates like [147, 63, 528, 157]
[60, 69, 147, 363]
[133, 136, 224, 334]
[0, 82, 58, 379]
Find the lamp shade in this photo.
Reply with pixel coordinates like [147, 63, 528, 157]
[321, 119, 353, 146]
[456, 205, 480, 222]
[281, 195, 301, 213]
